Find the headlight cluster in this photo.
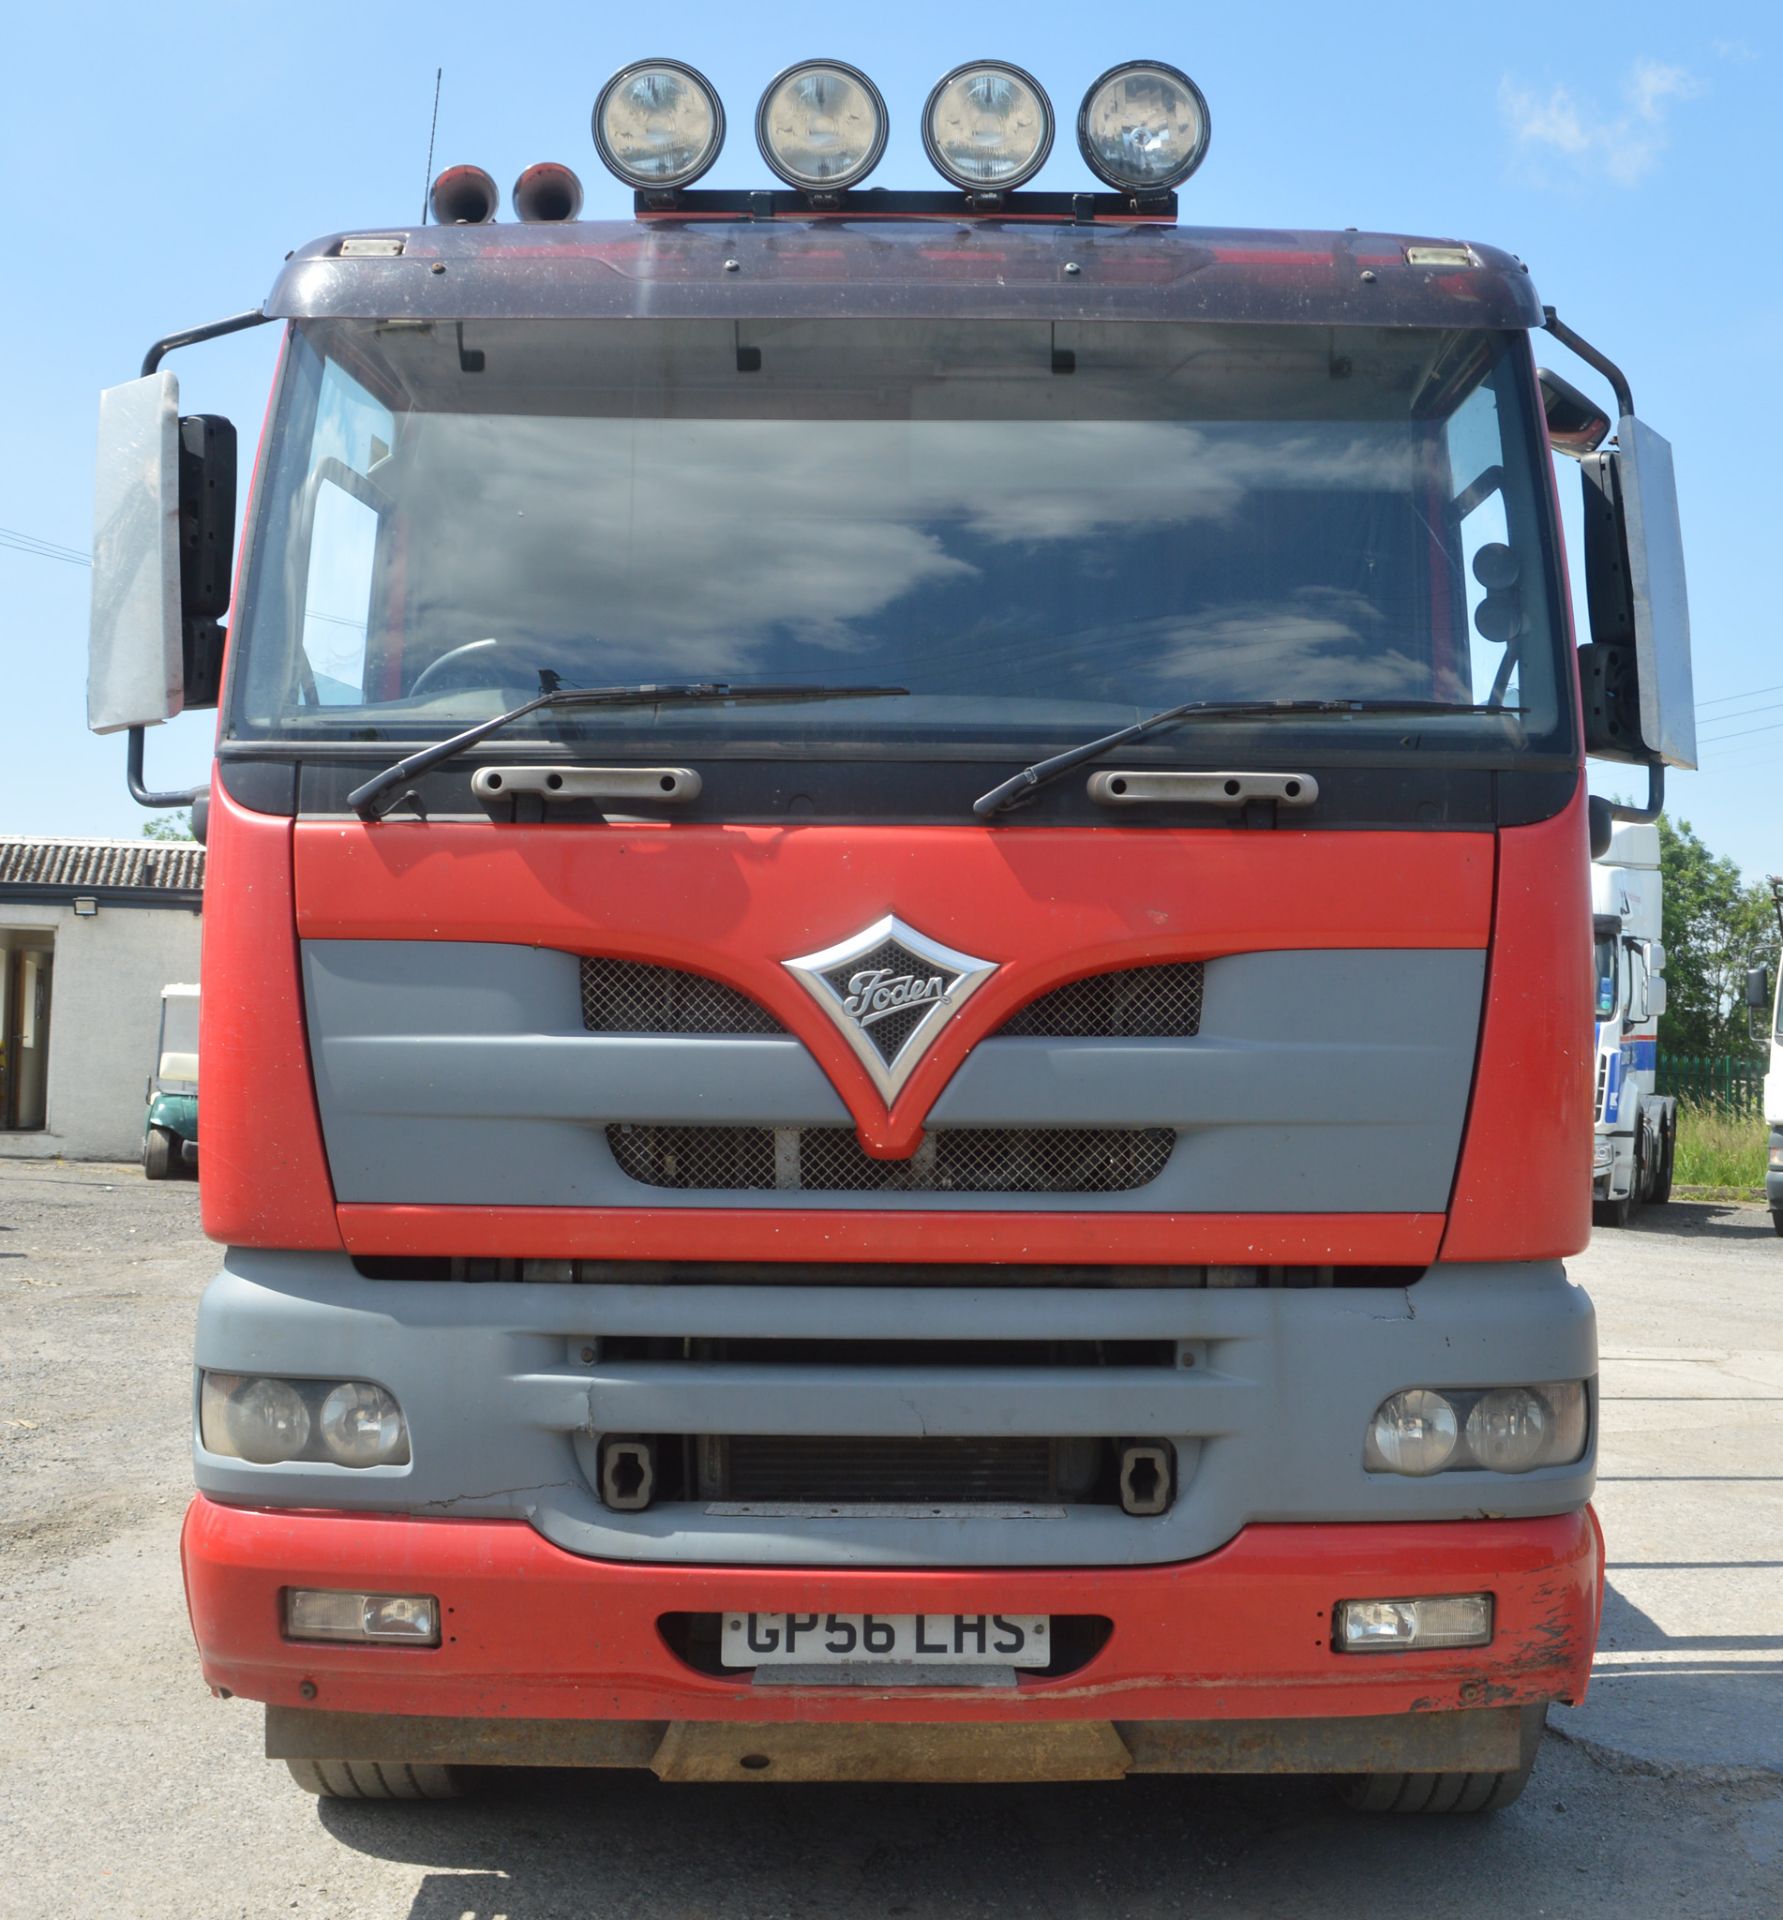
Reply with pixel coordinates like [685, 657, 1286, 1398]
[1365, 1382, 1588, 1477]
[200, 1372, 410, 1468]
[589, 57, 1211, 198]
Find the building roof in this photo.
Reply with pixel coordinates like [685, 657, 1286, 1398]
[0, 836, 205, 899]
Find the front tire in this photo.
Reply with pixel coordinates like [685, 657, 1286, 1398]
[1593, 1192, 1632, 1230]
[143, 1125, 177, 1181]
[1772, 1210, 1783, 1238]
[1649, 1123, 1675, 1206]
[285, 1758, 464, 1799]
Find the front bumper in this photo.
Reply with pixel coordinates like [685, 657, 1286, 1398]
[1766, 1129, 1783, 1211]
[182, 1497, 1601, 1728]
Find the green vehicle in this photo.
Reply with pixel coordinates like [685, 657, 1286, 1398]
[144, 983, 199, 1180]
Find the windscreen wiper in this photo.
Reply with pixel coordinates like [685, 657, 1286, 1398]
[972, 699, 1519, 818]
[347, 680, 908, 821]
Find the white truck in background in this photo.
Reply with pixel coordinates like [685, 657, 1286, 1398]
[1592, 822, 1675, 1227]
[1750, 878, 1783, 1236]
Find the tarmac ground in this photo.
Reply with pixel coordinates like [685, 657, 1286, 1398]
[2, 1160, 1778, 1918]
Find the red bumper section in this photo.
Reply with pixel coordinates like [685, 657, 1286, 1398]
[182, 1498, 1601, 1726]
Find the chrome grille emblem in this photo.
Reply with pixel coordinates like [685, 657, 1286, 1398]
[784, 914, 998, 1105]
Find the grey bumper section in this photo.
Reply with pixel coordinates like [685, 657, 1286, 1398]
[1767, 1130, 1783, 1212]
[195, 1252, 1596, 1569]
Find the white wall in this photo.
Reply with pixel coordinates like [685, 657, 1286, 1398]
[0, 899, 202, 1161]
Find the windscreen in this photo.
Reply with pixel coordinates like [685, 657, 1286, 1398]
[228, 316, 1570, 759]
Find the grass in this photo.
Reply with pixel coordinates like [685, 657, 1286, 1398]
[1672, 1097, 1769, 1194]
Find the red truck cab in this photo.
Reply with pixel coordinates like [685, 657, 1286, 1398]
[87, 58, 1696, 1809]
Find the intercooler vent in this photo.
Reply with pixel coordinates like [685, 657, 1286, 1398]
[725, 1435, 1069, 1505]
[580, 957, 784, 1035]
[605, 1124, 1176, 1194]
[997, 961, 1204, 1038]
[1595, 1052, 1611, 1122]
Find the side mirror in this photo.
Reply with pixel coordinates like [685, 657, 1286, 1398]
[88, 373, 180, 733]
[1646, 940, 1666, 974]
[1576, 419, 1697, 771]
[1747, 964, 1773, 1012]
[87, 372, 236, 734]
[1646, 975, 1665, 1020]
[1537, 368, 1611, 459]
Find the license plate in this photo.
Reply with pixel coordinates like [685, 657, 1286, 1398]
[721, 1612, 1050, 1668]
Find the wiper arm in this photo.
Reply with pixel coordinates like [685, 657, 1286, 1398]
[972, 700, 1517, 818]
[347, 680, 908, 821]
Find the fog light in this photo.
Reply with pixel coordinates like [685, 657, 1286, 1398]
[593, 60, 726, 191]
[1769, 1141, 1783, 1171]
[757, 59, 889, 191]
[1336, 1594, 1492, 1653]
[287, 1589, 439, 1644]
[1076, 60, 1211, 195]
[1364, 1388, 1458, 1476]
[923, 61, 1055, 191]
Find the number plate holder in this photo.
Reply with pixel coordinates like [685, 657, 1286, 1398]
[721, 1611, 1050, 1669]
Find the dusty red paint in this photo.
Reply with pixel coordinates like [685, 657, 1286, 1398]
[182, 1497, 1599, 1724]
[336, 1203, 1444, 1266]
[1439, 781, 1595, 1261]
[198, 785, 341, 1250]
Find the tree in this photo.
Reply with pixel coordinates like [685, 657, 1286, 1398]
[141, 812, 195, 841]
[1655, 815, 1774, 1057]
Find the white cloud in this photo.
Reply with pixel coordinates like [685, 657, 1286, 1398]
[1712, 38, 1757, 63]
[1500, 59, 1706, 187]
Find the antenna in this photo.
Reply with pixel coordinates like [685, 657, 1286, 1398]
[421, 67, 443, 224]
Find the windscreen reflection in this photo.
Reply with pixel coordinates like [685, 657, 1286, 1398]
[232, 318, 1568, 756]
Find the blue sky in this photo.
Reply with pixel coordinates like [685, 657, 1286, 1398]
[4, 0, 1776, 878]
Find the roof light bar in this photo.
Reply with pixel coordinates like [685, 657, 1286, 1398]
[757, 59, 889, 193]
[1076, 60, 1211, 195]
[594, 59, 726, 192]
[923, 60, 1055, 193]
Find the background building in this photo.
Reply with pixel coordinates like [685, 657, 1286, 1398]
[0, 837, 203, 1160]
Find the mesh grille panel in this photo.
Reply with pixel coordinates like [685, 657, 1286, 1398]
[725, 1436, 1061, 1504]
[580, 958, 784, 1035]
[606, 1124, 1174, 1194]
[999, 962, 1204, 1038]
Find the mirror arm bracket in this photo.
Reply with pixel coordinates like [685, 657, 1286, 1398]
[127, 726, 204, 812]
[1606, 763, 1664, 825]
[1543, 308, 1634, 420]
[141, 309, 274, 378]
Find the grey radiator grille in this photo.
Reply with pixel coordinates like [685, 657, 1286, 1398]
[606, 1124, 1175, 1194]
[721, 1436, 1083, 1504]
[580, 958, 784, 1035]
[998, 962, 1204, 1037]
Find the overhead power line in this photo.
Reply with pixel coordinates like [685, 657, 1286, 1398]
[1699, 699, 1783, 740]
[1697, 680, 1783, 711]
[1700, 716, 1783, 749]
[0, 525, 91, 566]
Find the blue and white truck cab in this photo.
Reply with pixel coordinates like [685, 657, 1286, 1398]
[1591, 822, 1674, 1227]
[1750, 879, 1783, 1235]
